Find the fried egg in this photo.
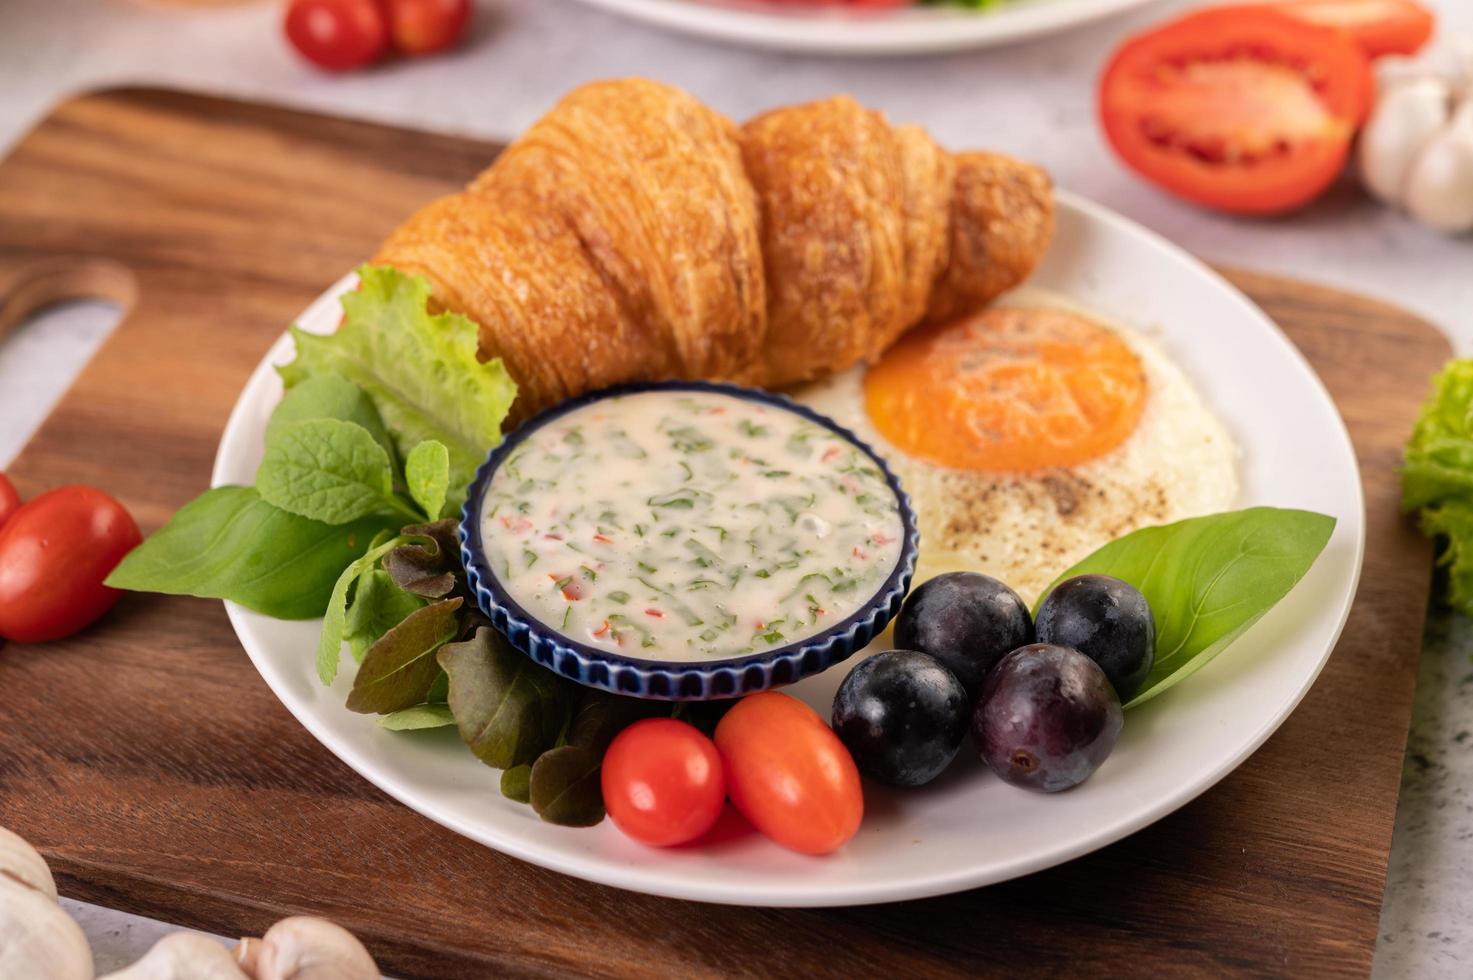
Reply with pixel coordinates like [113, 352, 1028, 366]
[791, 291, 1239, 601]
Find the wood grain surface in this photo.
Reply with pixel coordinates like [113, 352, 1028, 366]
[0, 89, 1449, 978]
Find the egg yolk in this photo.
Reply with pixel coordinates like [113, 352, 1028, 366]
[863, 307, 1148, 472]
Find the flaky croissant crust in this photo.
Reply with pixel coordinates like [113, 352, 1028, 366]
[375, 78, 1054, 420]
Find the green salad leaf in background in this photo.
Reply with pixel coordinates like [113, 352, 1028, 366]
[1404, 359, 1473, 617]
[1039, 507, 1336, 708]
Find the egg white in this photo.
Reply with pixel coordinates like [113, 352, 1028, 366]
[790, 291, 1240, 603]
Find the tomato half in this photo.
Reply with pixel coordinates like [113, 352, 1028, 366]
[284, 0, 390, 72]
[602, 718, 726, 847]
[1099, 6, 1374, 214]
[714, 692, 863, 855]
[0, 475, 19, 531]
[0, 486, 141, 644]
[1269, 0, 1435, 57]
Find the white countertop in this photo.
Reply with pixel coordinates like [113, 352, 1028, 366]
[1, 0, 1470, 974]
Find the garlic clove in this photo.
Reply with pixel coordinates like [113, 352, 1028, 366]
[98, 932, 250, 980]
[1360, 76, 1454, 203]
[251, 916, 378, 980]
[236, 935, 263, 977]
[0, 824, 59, 901]
[0, 874, 95, 980]
[1404, 99, 1473, 233]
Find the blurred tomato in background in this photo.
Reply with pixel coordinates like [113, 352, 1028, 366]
[282, 0, 472, 71]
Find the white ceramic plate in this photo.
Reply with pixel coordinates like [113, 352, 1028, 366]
[564, 0, 1165, 55]
[214, 190, 1363, 907]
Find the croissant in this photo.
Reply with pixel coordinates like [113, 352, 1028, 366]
[375, 79, 1053, 419]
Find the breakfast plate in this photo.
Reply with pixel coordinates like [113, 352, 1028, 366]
[212, 189, 1363, 906]
[565, 0, 1167, 55]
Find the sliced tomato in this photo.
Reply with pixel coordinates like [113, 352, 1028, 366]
[1099, 6, 1374, 214]
[1268, 0, 1435, 57]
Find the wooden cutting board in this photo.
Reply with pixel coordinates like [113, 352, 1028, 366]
[0, 89, 1448, 979]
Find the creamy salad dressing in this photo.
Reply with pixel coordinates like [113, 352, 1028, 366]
[481, 390, 905, 661]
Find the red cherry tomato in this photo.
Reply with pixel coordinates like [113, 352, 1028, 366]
[385, 0, 471, 56]
[0, 475, 20, 531]
[0, 486, 141, 644]
[714, 691, 863, 856]
[1098, 6, 1373, 215]
[284, 0, 390, 72]
[1268, 0, 1435, 58]
[602, 718, 726, 847]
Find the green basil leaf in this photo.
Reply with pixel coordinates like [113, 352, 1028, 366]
[279, 265, 517, 512]
[437, 627, 573, 769]
[266, 372, 397, 466]
[258, 418, 414, 526]
[529, 745, 604, 827]
[317, 534, 406, 684]
[379, 703, 456, 731]
[1038, 507, 1336, 708]
[345, 568, 426, 663]
[405, 440, 450, 521]
[105, 486, 393, 620]
[347, 597, 463, 714]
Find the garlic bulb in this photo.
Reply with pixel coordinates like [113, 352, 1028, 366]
[1361, 76, 1454, 201]
[1359, 42, 1473, 234]
[0, 825, 59, 900]
[240, 917, 379, 980]
[1404, 99, 1473, 231]
[0, 830, 95, 980]
[98, 933, 249, 980]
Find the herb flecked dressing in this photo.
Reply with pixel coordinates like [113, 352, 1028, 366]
[481, 391, 904, 661]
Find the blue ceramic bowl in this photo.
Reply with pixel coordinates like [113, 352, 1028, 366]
[460, 380, 919, 701]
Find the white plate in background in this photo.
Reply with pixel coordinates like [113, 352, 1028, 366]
[563, 0, 1165, 55]
[213, 190, 1363, 906]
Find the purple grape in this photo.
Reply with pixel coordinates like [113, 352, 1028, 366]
[973, 644, 1122, 793]
[893, 572, 1033, 698]
[1036, 574, 1155, 700]
[832, 650, 969, 787]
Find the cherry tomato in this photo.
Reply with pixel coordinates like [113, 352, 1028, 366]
[1099, 6, 1374, 214]
[0, 475, 20, 531]
[0, 486, 141, 644]
[385, 0, 471, 56]
[714, 691, 863, 856]
[284, 0, 390, 72]
[1268, 0, 1435, 58]
[602, 718, 726, 847]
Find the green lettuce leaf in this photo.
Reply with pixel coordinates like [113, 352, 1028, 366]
[1404, 360, 1473, 616]
[279, 265, 516, 511]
